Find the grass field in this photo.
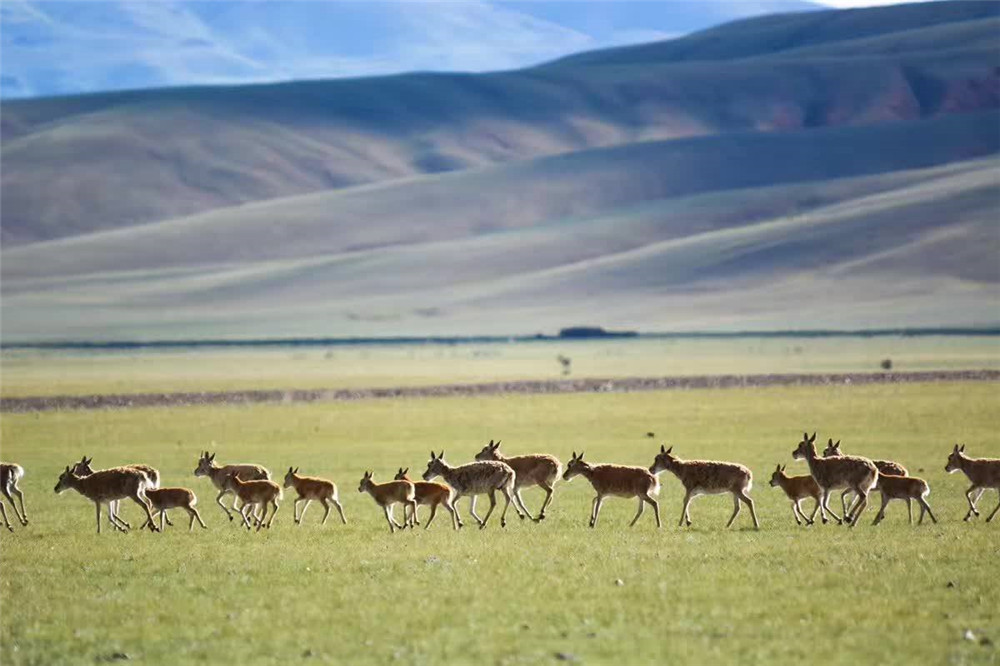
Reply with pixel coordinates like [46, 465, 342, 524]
[1, 380, 998, 664]
[3, 336, 1000, 398]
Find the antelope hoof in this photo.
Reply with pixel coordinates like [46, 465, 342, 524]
[5, 525, 13, 533]
[228, 514, 235, 522]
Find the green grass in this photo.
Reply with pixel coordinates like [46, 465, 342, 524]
[1, 381, 998, 664]
[3, 336, 999, 397]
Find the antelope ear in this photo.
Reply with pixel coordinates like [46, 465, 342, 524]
[660, 444, 666, 453]
[781, 465, 787, 472]
[960, 444, 965, 452]
[439, 450, 445, 459]
[579, 451, 585, 460]
[835, 440, 840, 447]
[288, 466, 293, 473]
[775, 464, 781, 472]
[494, 440, 501, 449]
[210, 453, 216, 461]
[487, 439, 493, 447]
[403, 468, 408, 475]
[666, 446, 673, 454]
[64, 465, 70, 473]
[809, 432, 817, 443]
[430, 451, 436, 460]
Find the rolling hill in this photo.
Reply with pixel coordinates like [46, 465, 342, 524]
[1, 1, 998, 245]
[1, 1, 998, 341]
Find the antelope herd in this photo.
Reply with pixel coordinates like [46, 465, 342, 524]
[1, 437, 997, 534]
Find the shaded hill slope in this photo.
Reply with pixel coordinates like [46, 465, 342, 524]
[2, 1, 998, 245]
[3, 110, 996, 281]
[2, 154, 996, 342]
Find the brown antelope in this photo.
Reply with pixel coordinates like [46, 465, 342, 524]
[394, 468, 458, 530]
[224, 473, 282, 532]
[54, 466, 158, 533]
[194, 451, 270, 521]
[422, 451, 516, 529]
[945, 444, 1000, 522]
[283, 467, 346, 526]
[1, 462, 28, 530]
[140, 487, 208, 531]
[563, 451, 660, 528]
[792, 432, 877, 526]
[769, 464, 821, 526]
[871, 474, 937, 525]
[474, 439, 561, 521]
[822, 440, 908, 517]
[358, 471, 417, 533]
[650, 445, 759, 529]
[72, 456, 161, 528]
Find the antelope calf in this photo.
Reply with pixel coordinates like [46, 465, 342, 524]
[224, 474, 282, 532]
[422, 451, 516, 529]
[72, 456, 161, 528]
[474, 439, 561, 521]
[769, 464, 821, 526]
[283, 467, 346, 526]
[394, 468, 458, 530]
[945, 444, 1000, 522]
[871, 474, 936, 525]
[358, 471, 416, 533]
[563, 451, 660, 528]
[650, 445, 758, 529]
[823, 440, 908, 517]
[1, 462, 28, 531]
[54, 466, 158, 534]
[140, 487, 208, 531]
[194, 451, 270, 521]
[792, 432, 877, 527]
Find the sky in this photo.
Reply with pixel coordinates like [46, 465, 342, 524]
[0, 0, 948, 99]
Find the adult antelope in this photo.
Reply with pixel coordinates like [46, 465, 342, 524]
[945, 444, 1000, 522]
[54, 466, 158, 534]
[394, 468, 458, 530]
[72, 456, 161, 528]
[422, 451, 516, 529]
[283, 467, 346, 526]
[650, 445, 759, 529]
[563, 451, 660, 528]
[194, 451, 270, 521]
[0, 462, 28, 531]
[792, 432, 877, 526]
[822, 440, 908, 517]
[474, 439, 560, 521]
[358, 471, 416, 533]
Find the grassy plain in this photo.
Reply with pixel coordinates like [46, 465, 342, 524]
[1, 380, 998, 665]
[3, 335, 999, 398]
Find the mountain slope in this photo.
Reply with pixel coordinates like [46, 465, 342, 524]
[3, 110, 997, 282]
[2, 1, 997, 245]
[2, 156, 996, 341]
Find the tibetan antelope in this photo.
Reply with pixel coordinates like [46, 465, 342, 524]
[823, 440, 908, 517]
[474, 440, 561, 521]
[769, 464, 821, 526]
[72, 456, 161, 528]
[283, 467, 346, 526]
[194, 451, 270, 521]
[358, 471, 416, 533]
[650, 445, 759, 529]
[140, 487, 208, 531]
[1, 462, 28, 530]
[54, 466, 158, 533]
[224, 473, 282, 532]
[945, 444, 1000, 522]
[423, 451, 516, 529]
[394, 468, 458, 530]
[563, 451, 660, 528]
[871, 474, 936, 525]
[792, 432, 877, 526]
